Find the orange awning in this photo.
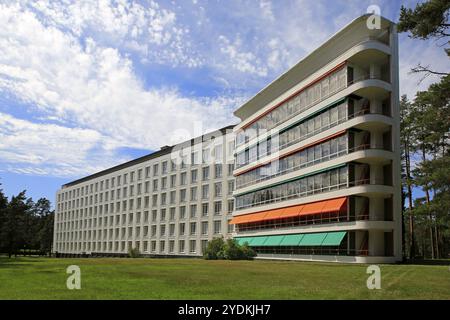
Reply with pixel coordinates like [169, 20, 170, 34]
[300, 201, 327, 216]
[280, 205, 304, 219]
[323, 197, 347, 213]
[229, 197, 348, 225]
[262, 207, 286, 221]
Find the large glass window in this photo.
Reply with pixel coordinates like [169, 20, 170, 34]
[236, 66, 348, 147]
[236, 100, 349, 168]
[236, 133, 349, 188]
[235, 166, 349, 210]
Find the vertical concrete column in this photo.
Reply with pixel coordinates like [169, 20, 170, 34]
[369, 230, 385, 256]
[370, 164, 384, 185]
[370, 129, 384, 149]
[370, 98, 382, 114]
[370, 63, 381, 79]
[369, 197, 384, 221]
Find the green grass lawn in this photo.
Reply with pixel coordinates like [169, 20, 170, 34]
[0, 256, 449, 299]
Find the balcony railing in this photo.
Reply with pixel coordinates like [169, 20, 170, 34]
[254, 247, 369, 257]
[236, 105, 391, 170]
[236, 73, 391, 148]
[235, 212, 371, 233]
[236, 144, 389, 189]
[235, 178, 390, 211]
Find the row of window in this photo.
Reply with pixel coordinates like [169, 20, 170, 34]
[236, 134, 348, 188]
[58, 179, 235, 212]
[56, 220, 230, 241]
[59, 163, 235, 202]
[236, 67, 347, 145]
[57, 199, 235, 226]
[236, 100, 348, 168]
[235, 166, 349, 210]
[56, 239, 214, 255]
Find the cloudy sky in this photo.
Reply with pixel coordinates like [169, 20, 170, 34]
[0, 0, 449, 202]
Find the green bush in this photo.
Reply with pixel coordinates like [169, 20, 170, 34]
[203, 237, 256, 260]
[203, 237, 225, 260]
[128, 247, 141, 258]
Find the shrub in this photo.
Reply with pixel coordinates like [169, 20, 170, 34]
[128, 247, 141, 258]
[203, 238, 256, 260]
[203, 237, 225, 260]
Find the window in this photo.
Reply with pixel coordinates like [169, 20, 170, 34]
[214, 201, 222, 215]
[202, 185, 209, 199]
[179, 223, 185, 236]
[214, 145, 222, 162]
[179, 240, 185, 253]
[170, 191, 176, 204]
[215, 164, 222, 178]
[169, 224, 175, 236]
[161, 177, 167, 189]
[169, 240, 175, 253]
[180, 189, 186, 202]
[160, 193, 166, 205]
[169, 207, 176, 221]
[160, 225, 166, 236]
[190, 222, 196, 235]
[179, 206, 186, 219]
[214, 182, 222, 197]
[190, 204, 197, 218]
[162, 161, 168, 174]
[153, 163, 159, 176]
[153, 179, 158, 191]
[201, 221, 208, 235]
[202, 203, 208, 216]
[228, 181, 234, 195]
[180, 172, 187, 185]
[202, 167, 209, 180]
[190, 187, 197, 201]
[227, 199, 234, 213]
[160, 209, 166, 221]
[160, 241, 165, 253]
[213, 220, 221, 234]
[170, 175, 176, 188]
[228, 164, 234, 176]
[189, 240, 196, 253]
[191, 169, 198, 183]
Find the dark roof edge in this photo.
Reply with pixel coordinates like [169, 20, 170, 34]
[62, 124, 235, 189]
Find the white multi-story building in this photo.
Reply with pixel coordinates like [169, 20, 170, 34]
[54, 15, 402, 263]
[54, 126, 236, 257]
[231, 15, 402, 263]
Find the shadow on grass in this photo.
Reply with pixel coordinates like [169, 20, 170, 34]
[404, 259, 450, 266]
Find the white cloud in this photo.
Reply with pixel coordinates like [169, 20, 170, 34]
[0, 1, 242, 177]
[0, 112, 121, 177]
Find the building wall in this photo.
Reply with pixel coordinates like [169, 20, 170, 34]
[231, 15, 401, 263]
[54, 15, 402, 263]
[54, 127, 236, 257]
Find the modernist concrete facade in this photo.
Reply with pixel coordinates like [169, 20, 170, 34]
[231, 15, 402, 263]
[54, 15, 401, 263]
[54, 126, 237, 257]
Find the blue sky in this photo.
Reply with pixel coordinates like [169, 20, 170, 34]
[0, 0, 448, 204]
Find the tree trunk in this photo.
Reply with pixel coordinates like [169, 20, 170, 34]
[421, 146, 434, 259]
[404, 140, 415, 259]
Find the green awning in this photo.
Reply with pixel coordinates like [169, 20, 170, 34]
[321, 232, 347, 246]
[279, 234, 304, 246]
[251, 236, 268, 246]
[261, 235, 285, 246]
[235, 237, 253, 246]
[235, 232, 347, 247]
[299, 233, 328, 246]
